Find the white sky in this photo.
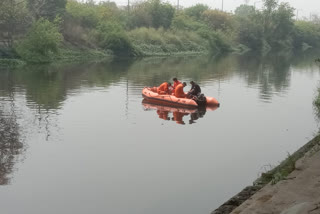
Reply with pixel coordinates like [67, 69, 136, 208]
[102, 0, 319, 19]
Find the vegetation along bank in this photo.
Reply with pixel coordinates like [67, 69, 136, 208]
[1, 0, 320, 64]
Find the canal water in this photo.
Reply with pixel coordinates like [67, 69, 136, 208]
[0, 51, 319, 214]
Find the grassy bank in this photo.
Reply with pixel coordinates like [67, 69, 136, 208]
[54, 48, 111, 62]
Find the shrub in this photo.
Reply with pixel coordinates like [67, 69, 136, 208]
[95, 21, 136, 56]
[15, 18, 62, 62]
[128, 27, 208, 55]
[197, 28, 231, 53]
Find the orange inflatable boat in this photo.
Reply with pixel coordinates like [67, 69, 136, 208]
[142, 87, 220, 109]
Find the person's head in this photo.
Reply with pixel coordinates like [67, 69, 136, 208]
[168, 82, 171, 86]
[190, 81, 195, 85]
[183, 82, 187, 87]
[173, 78, 178, 82]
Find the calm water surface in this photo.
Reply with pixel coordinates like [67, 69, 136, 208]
[0, 52, 320, 214]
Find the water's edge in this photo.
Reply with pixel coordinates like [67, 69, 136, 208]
[211, 134, 320, 214]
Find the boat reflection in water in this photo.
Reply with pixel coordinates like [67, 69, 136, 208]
[142, 99, 219, 125]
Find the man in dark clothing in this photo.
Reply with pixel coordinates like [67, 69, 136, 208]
[187, 81, 201, 98]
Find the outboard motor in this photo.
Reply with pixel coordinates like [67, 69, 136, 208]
[195, 93, 207, 107]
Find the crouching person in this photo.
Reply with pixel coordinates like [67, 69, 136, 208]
[174, 82, 187, 98]
[157, 82, 171, 95]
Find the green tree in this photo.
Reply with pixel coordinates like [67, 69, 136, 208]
[234, 5, 263, 50]
[149, 0, 175, 29]
[127, 2, 152, 28]
[16, 18, 63, 62]
[260, 0, 295, 49]
[234, 0, 295, 51]
[184, 4, 209, 20]
[270, 3, 295, 48]
[262, 0, 278, 41]
[171, 13, 206, 31]
[234, 4, 255, 18]
[293, 20, 320, 49]
[202, 9, 233, 31]
[128, 0, 175, 29]
[235, 10, 264, 50]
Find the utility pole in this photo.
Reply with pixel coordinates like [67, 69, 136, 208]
[177, 0, 179, 10]
[127, 0, 130, 13]
[221, 0, 224, 11]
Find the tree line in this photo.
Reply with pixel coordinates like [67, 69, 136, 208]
[1, 0, 320, 62]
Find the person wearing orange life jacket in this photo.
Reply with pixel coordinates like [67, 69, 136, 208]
[172, 78, 181, 93]
[174, 82, 187, 98]
[157, 82, 171, 95]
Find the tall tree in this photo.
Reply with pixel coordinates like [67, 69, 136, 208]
[234, 4, 255, 18]
[149, 0, 175, 29]
[202, 9, 233, 31]
[184, 4, 209, 20]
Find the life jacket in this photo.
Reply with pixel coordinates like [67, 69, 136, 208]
[174, 84, 186, 98]
[157, 82, 169, 94]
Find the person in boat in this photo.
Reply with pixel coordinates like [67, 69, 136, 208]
[187, 81, 201, 98]
[174, 82, 187, 98]
[168, 83, 174, 94]
[157, 82, 172, 95]
[172, 78, 182, 92]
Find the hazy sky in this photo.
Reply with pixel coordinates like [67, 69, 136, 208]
[108, 0, 319, 18]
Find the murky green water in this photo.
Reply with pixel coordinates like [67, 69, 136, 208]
[0, 51, 319, 214]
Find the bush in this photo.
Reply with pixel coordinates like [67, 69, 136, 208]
[171, 13, 207, 31]
[15, 18, 62, 62]
[128, 27, 208, 55]
[197, 28, 231, 53]
[293, 20, 320, 50]
[95, 21, 136, 56]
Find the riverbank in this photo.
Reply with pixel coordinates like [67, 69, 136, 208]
[0, 46, 216, 67]
[0, 47, 112, 67]
[211, 134, 320, 214]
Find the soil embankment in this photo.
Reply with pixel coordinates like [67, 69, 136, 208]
[211, 135, 320, 214]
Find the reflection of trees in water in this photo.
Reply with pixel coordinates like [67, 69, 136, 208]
[236, 51, 293, 101]
[0, 95, 23, 185]
[126, 55, 236, 87]
[5, 60, 134, 110]
[235, 50, 320, 101]
[1, 51, 318, 113]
